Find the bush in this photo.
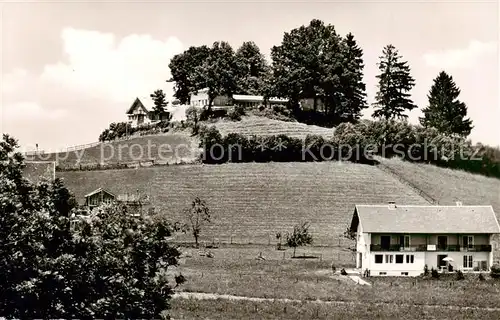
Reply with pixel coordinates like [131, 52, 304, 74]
[456, 270, 465, 280]
[490, 264, 500, 279]
[227, 105, 246, 121]
[479, 273, 486, 281]
[431, 267, 440, 279]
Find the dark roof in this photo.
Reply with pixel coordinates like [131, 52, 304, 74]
[350, 205, 500, 234]
[126, 98, 149, 114]
[84, 188, 116, 199]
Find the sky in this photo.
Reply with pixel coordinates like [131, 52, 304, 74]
[1, 0, 499, 151]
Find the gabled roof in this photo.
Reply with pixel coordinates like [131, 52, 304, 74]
[126, 97, 151, 114]
[350, 204, 500, 234]
[84, 188, 116, 199]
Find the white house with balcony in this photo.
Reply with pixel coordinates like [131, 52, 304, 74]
[349, 202, 500, 276]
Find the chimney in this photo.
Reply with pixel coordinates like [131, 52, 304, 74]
[388, 201, 396, 209]
[456, 201, 463, 206]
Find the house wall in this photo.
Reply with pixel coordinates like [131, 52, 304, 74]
[370, 252, 425, 276]
[363, 233, 494, 276]
[190, 90, 231, 107]
[424, 251, 490, 271]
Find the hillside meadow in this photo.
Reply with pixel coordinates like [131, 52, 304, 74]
[211, 116, 335, 139]
[58, 161, 429, 246]
[26, 133, 199, 169]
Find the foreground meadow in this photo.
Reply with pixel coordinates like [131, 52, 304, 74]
[172, 245, 500, 310]
[169, 298, 500, 320]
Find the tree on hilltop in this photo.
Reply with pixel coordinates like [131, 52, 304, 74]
[419, 71, 473, 137]
[150, 89, 169, 117]
[235, 41, 269, 95]
[168, 45, 211, 104]
[195, 41, 238, 113]
[372, 44, 417, 120]
[338, 33, 368, 122]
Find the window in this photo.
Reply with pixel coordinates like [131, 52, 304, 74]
[406, 254, 415, 263]
[401, 272, 409, 276]
[399, 235, 411, 248]
[463, 255, 473, 268]
[375, 255, 383, 264]
[395, 254, 404, 264]
[385, 254, 393, 263]
[463, 235, 474, 249]
[379, 272, 387, 275]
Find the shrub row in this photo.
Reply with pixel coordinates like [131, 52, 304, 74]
[98, 120, 171, 142]
[198, 120, 500, 179]
[198, 126, 375, 164]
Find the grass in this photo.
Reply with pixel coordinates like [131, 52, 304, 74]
[26, 133, 198, 168]
[169, 298, 500, 320]
[172, 245, 500, 309]
[58, 161, 429, 246]
[22, 161, 55, 183]
[211, 116, 335, 139]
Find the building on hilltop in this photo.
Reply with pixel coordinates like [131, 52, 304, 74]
[126, 97, 171, 128]
[349, 202, 500, 276]
[189, 88, 288, 109]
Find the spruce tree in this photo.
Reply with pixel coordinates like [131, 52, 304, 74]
[338, 32, 367, 121]
[419, 71, 473, 137]
[372, 44, 416, 119]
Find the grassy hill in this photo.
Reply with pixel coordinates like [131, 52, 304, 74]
[58, 161, 429, 246]
[26, 117, 335, 169]
[27, 133, 199, 169]
[210, 116, 335, 139]
[378, 157, 500, 212]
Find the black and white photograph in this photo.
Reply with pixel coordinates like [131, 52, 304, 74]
[1, 0, 499, 318]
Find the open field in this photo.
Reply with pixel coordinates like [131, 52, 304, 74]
[22, 161, 55, 183]
[58, 161, 429, 246]
[211, 116, 335, 139]
[26, 133, 198, 168]
[172, 245, 500, 309]
[169, 297, 500, 320]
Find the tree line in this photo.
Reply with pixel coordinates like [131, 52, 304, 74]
[169, 19, 474, 137]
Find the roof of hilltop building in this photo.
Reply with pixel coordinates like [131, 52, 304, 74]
[350, 204, 500, 234]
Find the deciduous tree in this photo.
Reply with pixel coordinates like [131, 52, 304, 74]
[168, 45, 211, 104]
[286, 222, 313, 257]
[184, 197, 211, 247]
[235, 41, 269, 95]
[0, 134, 181, 319]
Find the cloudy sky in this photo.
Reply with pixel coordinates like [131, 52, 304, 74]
[1, 0, 498, 151]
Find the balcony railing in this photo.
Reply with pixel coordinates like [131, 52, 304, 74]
[370, 244, 491, 252]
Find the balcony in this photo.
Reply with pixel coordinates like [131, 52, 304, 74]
[370, 244, 491, 252]
[460, 245, 492, 252]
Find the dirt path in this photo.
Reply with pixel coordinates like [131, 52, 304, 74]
[173, 291, 500, 312]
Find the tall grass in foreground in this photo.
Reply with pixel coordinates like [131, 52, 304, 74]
[170, 298, 500, 320]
